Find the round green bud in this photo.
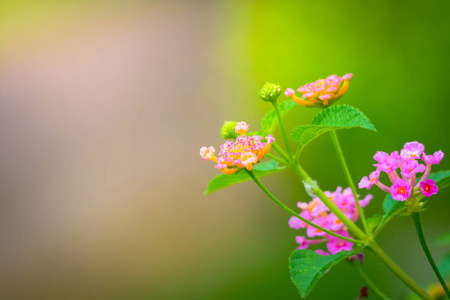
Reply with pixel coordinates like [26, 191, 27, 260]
[220, 121, 238, 139]
[259, 82, 282, 102]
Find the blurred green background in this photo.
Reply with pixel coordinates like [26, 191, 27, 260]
[0, 0, 449, 299]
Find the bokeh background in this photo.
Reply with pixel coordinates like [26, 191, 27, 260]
[1, 0, 449, 299]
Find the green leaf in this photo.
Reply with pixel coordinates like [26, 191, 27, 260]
[290, 105, 376, 153]
[381, 194, 405, 221]
[367, 214, 381, 233]
[434, 232, 450, 246]
[290, 125, 335, 151]
[311, 104, 376, 129]
[204, 160, 286, 194]
[438, 253, 450, 278]
[259, 100, 298, 137]
[289, 247, 365, 298]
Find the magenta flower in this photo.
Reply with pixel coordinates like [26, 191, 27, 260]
[327, 213, 345, 231]
[373, 151, 389, 163]
[306, 216, 329, 238]
[390, 179, 412, 201]
[295, 236, 309, 249]
[359, 194, 373, 208]
[289, 187, 371, 254]
[422, 150, 445, 165]
[288, 211, 312, 229]
[420, 179, 438, 198]
[358, 170, 380, 189]
[373, 153, 399, 173]
[359, 141, 444, 201]
[327, 231, 354, 254]
[400, 159, 426, 178]
[288, 216, 303, 230]
[401, 141, 425, 159]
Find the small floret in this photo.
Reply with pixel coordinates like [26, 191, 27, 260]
[327, 231, 353, 254]
[420, 179, 438, 198]
[390, 179, 412, 201]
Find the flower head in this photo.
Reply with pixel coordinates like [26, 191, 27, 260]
[289, 186, 371, 254]
[359, 141, 444, 201]
[259, 82, 282, 102]
[200, 122, 275, 174]
[284, 73, 353, 108]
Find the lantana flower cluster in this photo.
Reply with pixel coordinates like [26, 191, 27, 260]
[200, 122, 275, 175]
[358, 142, 444, 201]
[284, 73, 353, 108]
[289, 187, 372, 255]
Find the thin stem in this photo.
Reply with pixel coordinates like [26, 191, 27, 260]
[411, 212, 450, 297]
[330, 130, 369, 235]
[373, 206, 406, 237]
[349, 260, 390, 300]
[294, 147, 301, 160]
[245, 169, 363, 244]
[291, 163, 367, 240]
[368, 241, 433, 300]
[265, 153, 288, 165]
[272, 143, 291, 163]
[249, 165, 430, 298]
[272, 102, 293, 160]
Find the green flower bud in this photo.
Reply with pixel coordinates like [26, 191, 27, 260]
[220, 121, 238, 139]
[259, 82, 282, 102]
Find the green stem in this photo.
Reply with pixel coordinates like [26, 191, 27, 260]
[272, 102, 293, 160]
[369, 241, 433, 300]
[249, 166, 430, 298]
[265, 153, 288, 165]
[272, 143, 291, 163]
[291, 163, 367, 240]
[294, 147, 301, 160]
[330, 130, 369, 235]
[373, 206, 406, 237]
[349, 260, 390, 300]
[245, 169, 363, 244]
[411, 212, 450, 297]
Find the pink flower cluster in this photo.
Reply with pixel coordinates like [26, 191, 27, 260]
[289, 187, 372, 255]
[200, 122, 275, 175]
[358, 142, 444, 201]
[284, 73, 353, 108]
